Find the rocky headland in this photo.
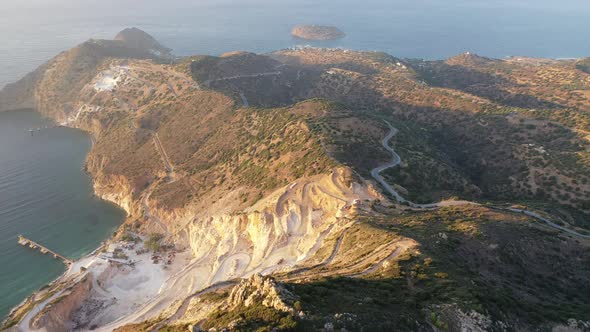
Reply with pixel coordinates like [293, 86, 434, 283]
[291, 25, 345, 40]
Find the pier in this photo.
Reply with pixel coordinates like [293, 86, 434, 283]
[18, 235, 73, 265]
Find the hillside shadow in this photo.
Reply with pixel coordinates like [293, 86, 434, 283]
[316, 82, 587, 205]
[409, 62, 564, 110]
[284, 211, 590, 330]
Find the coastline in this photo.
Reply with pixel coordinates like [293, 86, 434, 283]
[3, 241, 109, 323]
[1, 114, 127, 328]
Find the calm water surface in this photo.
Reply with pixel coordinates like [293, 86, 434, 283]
[0, 111, 124, 320]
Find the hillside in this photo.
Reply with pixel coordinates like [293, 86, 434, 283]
[576, 58, 590, 74]
[1, 29, 590, 332]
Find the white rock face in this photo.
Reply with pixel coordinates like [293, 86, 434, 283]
[187, 168, 379, 283]
[93, 66, 129, 92]
[61, 104, 102, 126]
[84, 168, 380, 331]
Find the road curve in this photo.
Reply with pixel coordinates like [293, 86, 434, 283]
[505, 208, 590, 239]
[371, 121, 477, 209]
[370, 123, 406, 203]
[350, 245, 405, 278]
[372, 120, 590, 239]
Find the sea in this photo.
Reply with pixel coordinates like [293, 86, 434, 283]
[0, 111, 124, 320]
[1, 0, 590, 321]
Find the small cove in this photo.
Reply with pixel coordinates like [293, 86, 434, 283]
[0, 110, 125, 320]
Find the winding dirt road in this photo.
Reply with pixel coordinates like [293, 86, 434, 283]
[372, 120, 590, 239]
[371, 121, 477, 209]
[506, 208, 590, 239]
[350, 242, 412, 278]
[153, 133, 174, 178]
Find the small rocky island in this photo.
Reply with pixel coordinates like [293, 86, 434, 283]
[291, 25, 345, 40]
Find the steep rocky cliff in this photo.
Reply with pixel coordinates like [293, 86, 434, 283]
[185, 168, 378, 281]
[30, 276, 93, 332]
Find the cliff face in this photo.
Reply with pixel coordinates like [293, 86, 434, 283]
[30, 275, 93, 332]
[64, 168, 381, 332]
[92, 172, 137, 217]
[185, 168, 378, 282]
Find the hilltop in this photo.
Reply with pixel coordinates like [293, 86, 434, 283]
[1, 29, 590, 331]
[114, 27, 172, 56]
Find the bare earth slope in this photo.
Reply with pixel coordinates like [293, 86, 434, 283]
[1, 30, 590, 332]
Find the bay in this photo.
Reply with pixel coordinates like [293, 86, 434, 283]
[0, 110, 124, 320]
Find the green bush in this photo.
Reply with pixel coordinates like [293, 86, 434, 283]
[145, 233, 164, 252]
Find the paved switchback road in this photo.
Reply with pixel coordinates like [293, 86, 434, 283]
[372, 120, 590, 239]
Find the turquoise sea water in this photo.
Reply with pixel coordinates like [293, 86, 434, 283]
[0, 111, 124, 320]
[1, 0, 590, 322]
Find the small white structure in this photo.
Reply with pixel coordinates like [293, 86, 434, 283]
[94, 66, 129, 92]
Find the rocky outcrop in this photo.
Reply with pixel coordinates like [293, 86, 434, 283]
[172, 275, 296, 329]
[106, 169, 380, 330]
[93, 173, 137, 217]
[30, 275, 93, 332]
[432, 304, 494, 332]
[228, 274, 296, 313]
[186, 168, 378, 283]
[552, 320, 590, 332]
